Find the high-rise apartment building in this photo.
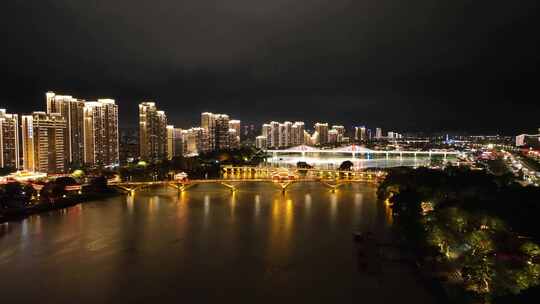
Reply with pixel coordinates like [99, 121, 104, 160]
[20, 115, 34, 170]
[173, 128, 184, 157]
[314, 123, 329, 145]
[282, 121, 293, 147]
[375, 128, 383, 139]
[332, 125, 345, 143]
[83, 99, 119, 167]
[167, 125, 175, 160]
[184, 127, 207, 155]
[215, 114, 230, 150]
[46, 92, 85, 166]
[328, 129, 338, 144]
[262, 121, 304, 148]
[22, 112, 67, 173]
[255, 135, 267, 149]
[201, 112, 216, 151]
[228, 129, 240, 149]
[292, 121, 305, 146]
[355, 126, 367, 141]
[139, 102, 167, 162]
[0, 109, 19, 169]
[269, 121, 280, 148]
[228, 120, 241, 141]
[201, 112, 237, 151]
[262, 123, 271, 147]
[304, 130, 313, 146]
[166, 126, 185, 159]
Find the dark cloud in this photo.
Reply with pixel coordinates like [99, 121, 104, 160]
[1, 0, 539, 133]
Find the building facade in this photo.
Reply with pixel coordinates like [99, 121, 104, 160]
[0, 109, 19, 169]
[139, 102, 167, 162]
[46, 92, 85, 167]
[314, 123, 329, 145]
[22, 112, 67, 173]
[83, 99, 119, 167]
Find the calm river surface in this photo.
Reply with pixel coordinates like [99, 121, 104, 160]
[0, 183, 434, 303]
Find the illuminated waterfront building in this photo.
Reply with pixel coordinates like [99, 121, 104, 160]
[314, 123, 329, 145]
[184, 127, 207, 155]
[228, 120, 241, 141]
[165, 126, 187, 158]
[215, 114, 230, 150]
[83, 99, 119, 167]
[20, 115, 34, 170]
[261, 123, 272, 147]
[304, 130, 313, 145]
[269, 121, 280, 148]
[46, 92, 85, 166]
[328, 129, 338, 144]
[263, 120, 305, 148]
[0, 109, 19, 169]
[22, 112, 67, 173]
[139, 102, 167, 162]
[331, 125, 345, 143]
[375, 128, 382, 139]
[173, 128, 184, 157]
[167, 125, 175, 159]
[201, 112, 216, 151]
[228, 128, 240, 149]
[516, 133, 540, 148]
[292, 121, 305, 146]
[201, 112, 238, 151]
[355, 126, 367, 141]
[255, 135, 267, 149]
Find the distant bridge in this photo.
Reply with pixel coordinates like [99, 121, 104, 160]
[265, 145, 459, 158]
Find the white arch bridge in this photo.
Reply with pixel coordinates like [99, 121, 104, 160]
[265, 145, 459, 158]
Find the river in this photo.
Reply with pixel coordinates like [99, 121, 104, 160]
[0, 183, 434, 303]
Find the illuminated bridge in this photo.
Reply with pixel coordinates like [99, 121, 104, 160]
[265, 145, 459, 158]
[108, 169, 385, 195]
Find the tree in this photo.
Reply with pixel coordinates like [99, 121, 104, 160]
[297, 161, 312, 169]
[339, 160, 354, 171]
[88, 176, 109, 192]
[0, 182, 34, 208]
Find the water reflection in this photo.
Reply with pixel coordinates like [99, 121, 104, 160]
[203, 194, 211, 228]
[230, 192, 237, 219]
[0, 184, 410, 304]
[304, 193, 312, 215]
[268, 196, 295, 262]
[254, 195, 261, 220]
[330, 192, 338, 225]
[126, 194, 134, 214]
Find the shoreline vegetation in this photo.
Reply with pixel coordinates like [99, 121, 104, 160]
[378, 166, 540, 304]
[0, 189, 122, 224]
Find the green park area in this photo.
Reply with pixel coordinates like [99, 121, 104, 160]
[378, 166, 540, 303]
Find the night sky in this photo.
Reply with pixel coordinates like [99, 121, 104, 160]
[2, 1, 539, 134]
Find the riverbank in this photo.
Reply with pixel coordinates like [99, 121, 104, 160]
[378, 166, 540, 303]
[0, 190, 122, 223]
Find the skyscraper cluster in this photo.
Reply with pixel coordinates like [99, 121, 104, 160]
[200, 112, 240, 151]
[256, 121, 403, 149]
[256, 121, 306, 149]
[0, 92, 119, 174]
[137, 108, 241, 160]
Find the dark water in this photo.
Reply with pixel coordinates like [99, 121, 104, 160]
[0, 183, 434, 303]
